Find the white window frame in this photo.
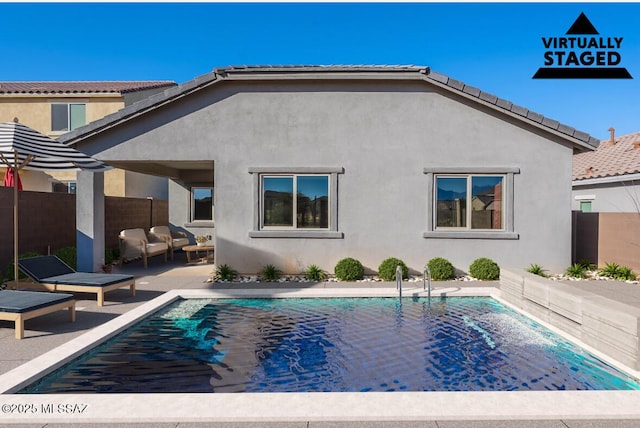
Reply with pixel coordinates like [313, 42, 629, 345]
[51, 103, 86, 132]
[423, 167, 519, 240]
[249, 167, 344, 239]
[191, 187, 214, 222]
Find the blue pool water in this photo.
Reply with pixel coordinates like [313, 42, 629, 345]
[20, 297, 640, 393]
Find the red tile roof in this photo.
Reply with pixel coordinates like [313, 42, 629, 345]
[0, 81, 176, 95]
[573, 130, 640, 181]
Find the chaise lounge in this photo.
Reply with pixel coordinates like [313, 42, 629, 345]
[15, 255, 136, 307]
[0, 290, 75, 339]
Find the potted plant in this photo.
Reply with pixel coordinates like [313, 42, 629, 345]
[195, 235, 208, 247]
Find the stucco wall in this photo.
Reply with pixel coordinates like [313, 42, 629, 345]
[0, 96, 124, 137]
[573, 180, 640, 213]
[74, 80, 576, 274]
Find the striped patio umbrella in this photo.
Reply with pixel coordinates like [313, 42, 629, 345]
[0, 119, 110, 284]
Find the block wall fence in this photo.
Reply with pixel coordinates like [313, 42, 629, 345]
[0, 187, 167, 278]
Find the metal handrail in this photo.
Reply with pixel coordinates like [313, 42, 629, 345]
[423, 264, 432, 302]
[396, 265, 403, 298]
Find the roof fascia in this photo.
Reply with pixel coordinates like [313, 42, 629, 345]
[573, 172, 640, 187]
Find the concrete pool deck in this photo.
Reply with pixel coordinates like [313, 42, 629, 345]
[2, 255, 640, 427]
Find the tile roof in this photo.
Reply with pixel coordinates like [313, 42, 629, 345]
[0, 81, 177, 95]
[573, 130, 640, 181]
[58, 65, 600, 151]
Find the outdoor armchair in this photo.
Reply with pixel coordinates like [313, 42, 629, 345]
[149, 225, 190, 260]
[119, 228, 168, 269]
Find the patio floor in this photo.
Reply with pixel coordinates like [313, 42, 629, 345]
[2, 252, 640, 427]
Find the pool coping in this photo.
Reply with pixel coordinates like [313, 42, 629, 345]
[2, 286, 640, 423]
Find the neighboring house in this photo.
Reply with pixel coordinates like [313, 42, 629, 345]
[572, 129, 640, 213]
[0, 81, 177, 198]
[59, 65, 598, 274]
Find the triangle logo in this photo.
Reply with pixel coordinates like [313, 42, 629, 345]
[566, 12, 599, 35]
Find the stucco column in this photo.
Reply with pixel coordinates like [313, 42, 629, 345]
[76, 170, 105, 272]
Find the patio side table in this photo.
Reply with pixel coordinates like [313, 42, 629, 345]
[183, 245, 215, 264]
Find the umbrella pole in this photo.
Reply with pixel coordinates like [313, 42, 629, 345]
[13, 163, 19, 286]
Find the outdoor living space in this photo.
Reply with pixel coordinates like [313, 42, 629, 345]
[2, 251, 640, 426]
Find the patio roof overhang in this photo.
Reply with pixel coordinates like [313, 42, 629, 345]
[105, 160, 213, 184]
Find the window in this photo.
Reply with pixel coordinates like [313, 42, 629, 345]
[423, 167, 519, 240]
[249, 167, 344, 238]
[580, 201, 592, 213]
[51, 103, 86, 132]
[52, 181, 76, 194]
[435, 175, 504, 230]
[262, 175, 329, 229]
[191, 187, 213, 221]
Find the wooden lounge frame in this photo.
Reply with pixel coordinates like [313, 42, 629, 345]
[0, 290, 76, 339]
[16, 256, 136, 307]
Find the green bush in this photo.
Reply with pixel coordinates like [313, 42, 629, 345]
[214, 264, 238, 282]
[526, 263, 548, 278]
[260, 264, 282, 281]
[305, 264, 327, 281]
[565, 263, 588, 279]
[377, 257, 408, 281]
[105, 247, 120, 266]
[577, 259, 597, 271]
[598, 262, 636, 281]
[426, 257, 455, 280]
[54, 246, 77, 270]
[334, 257, 365, 281]
[4, 251, 41, 281]
[469, 258, 500, 280]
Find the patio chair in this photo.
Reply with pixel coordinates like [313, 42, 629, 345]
[16, 255, 136, 307]
[149, 225, 190, 260]
[0, 290, 75, 339]
[119, 228, 168, 268]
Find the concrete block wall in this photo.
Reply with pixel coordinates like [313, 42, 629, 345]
[500, 269, 640, 370]
[0, 188, 168, 277]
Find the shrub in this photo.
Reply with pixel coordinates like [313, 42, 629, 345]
[426, 257, 455, 281]
[334, 257, 365, 281]
[214, 264, 238, 282]
[378, 257, 408, 281]
[469, 258, 500, 280]
[260, 264, 282, 281]
[305, 264, 327, 281]
[598, 262, 636, 281]
[526, 263, 548, 278]
[616, 266, 637, 281]
[4, 251, 41, 281]
[598, 262, 621, 278]
[105, 246, 120, 266]
[565, 263, 588, 279]
[577, 259, 597, 271]
[54, 246, 77, 270]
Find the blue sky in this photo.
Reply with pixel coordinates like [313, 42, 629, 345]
[1, 2, 639, 140]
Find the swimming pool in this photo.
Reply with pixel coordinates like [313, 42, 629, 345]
[19, 296, 640, 393]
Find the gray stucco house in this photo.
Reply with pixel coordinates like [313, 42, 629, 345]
[60, 65, 598, 275]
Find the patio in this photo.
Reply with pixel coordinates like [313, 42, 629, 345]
[1, 254, 640, 426]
